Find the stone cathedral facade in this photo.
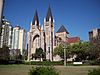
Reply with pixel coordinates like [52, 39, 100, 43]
[28, 6, 54, 61]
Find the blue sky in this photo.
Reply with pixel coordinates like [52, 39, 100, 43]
[4, 0, 100, 41]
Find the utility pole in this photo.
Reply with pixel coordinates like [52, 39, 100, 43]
[64, 48, 66, 66]
[63, 42, 67, 66]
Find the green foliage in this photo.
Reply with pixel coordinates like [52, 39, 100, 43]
[54, 42, 91, 61]
[54, 41, 99, 63]
[29, 66, 59, 75]
[22, 49, 27, 60]
[33, 47, 45, 60]
[0, 45, 10, 60]
[70, 42, 90, 54]
[24, 61, 63, 66]
[88, 43, 100, 60]
[24, 61, 30, 65]
[30, 61, 51, 66]
[88, 60, 100, 65]
[88, 35, 100, 60]
[36, 48, 43, 57]
[70, 42, 91, 61]
[88, 68, 100, 75]
[88, 60, 97, 65]
[54, 44, 64, 58]
[51, 61, 63, 65]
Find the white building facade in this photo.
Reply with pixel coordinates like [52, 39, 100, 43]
[28, 6, 55, 61]
[0, 0, 4, 47]
[12, 26, 20, 49]
[18, 28, 26, 55]
[0, 19, 13, 48]
[11, 26, 26, 55]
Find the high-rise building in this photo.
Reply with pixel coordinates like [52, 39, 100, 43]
[28, 6, 54, 61]
[12, 26, 26, 55]
[0, 18, 13, 48]
[0, 0, 4, 47]
[0, 0, 4, 26]
[12, 26, 20, 49]
[89, 28, 100, 43]
[18, 28, 26, 55]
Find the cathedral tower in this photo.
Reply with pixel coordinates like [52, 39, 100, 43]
[28, 10, 44, 60]
[44, 6, 54, 61]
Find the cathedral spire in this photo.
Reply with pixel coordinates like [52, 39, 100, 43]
[46, 6, 53, 22]
[32, 10, 39, 26]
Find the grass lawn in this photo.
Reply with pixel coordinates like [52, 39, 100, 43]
[0, 65, 99, 75]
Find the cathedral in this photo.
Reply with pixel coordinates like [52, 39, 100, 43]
[28, 6, 80, 61]
[28, 6, 55, 61]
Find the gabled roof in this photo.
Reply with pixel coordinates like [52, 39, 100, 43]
[67, 37, 80, 44]
[32, 10, 39, 26]
[57, 25, 69, 34]
[46, 6, 53, 22]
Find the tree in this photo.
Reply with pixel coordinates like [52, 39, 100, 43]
[0, 45, 10, 60]
[54, 44, 64, 59]
[89, 45, 100, 62]
[34, 47, 45, 60]
[54, 42, 91, 61]
[89, 37, 100, 60]
[69, 42, 91, 61]
[22, 49, 27, 60]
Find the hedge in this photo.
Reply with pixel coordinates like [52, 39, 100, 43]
[24, 61, 63, 66]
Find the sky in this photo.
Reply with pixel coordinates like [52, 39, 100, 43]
[3, 0, 100, 41]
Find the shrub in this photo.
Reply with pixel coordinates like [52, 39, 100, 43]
[89, 60, 100, 65]
[51, 61, 63, 65]
[28, 61, 63, 66]
[24, 61, 31, 65]
[29, 61, 51, 65]
[29, 66, 59, 75]
[0, 60, 9, 64]
[88, 68, 100, 75]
